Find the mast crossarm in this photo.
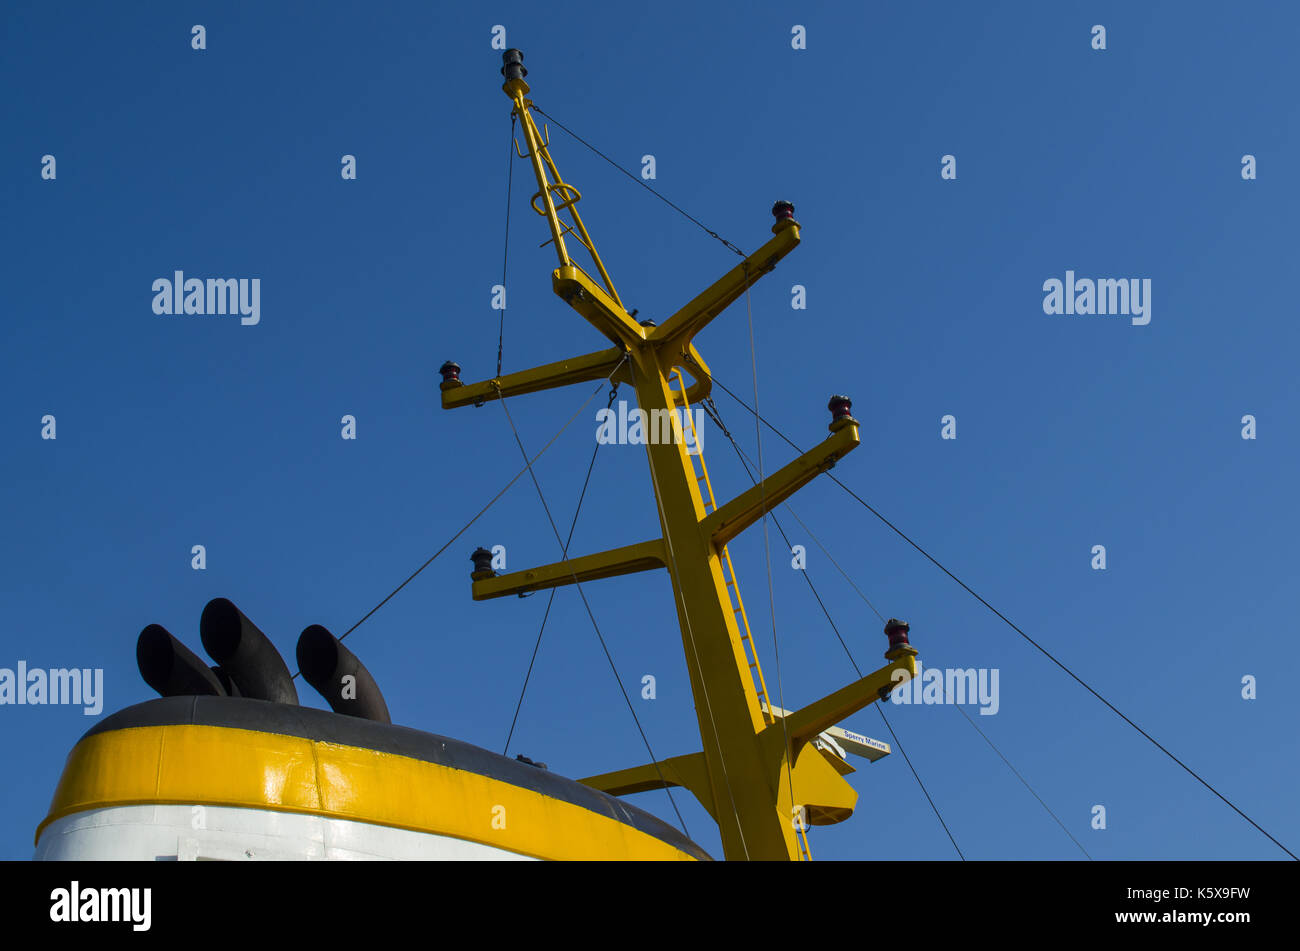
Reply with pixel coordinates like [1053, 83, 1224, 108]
[471, 538, 667, 600]
[579, 751, 716, 820]
[771, 646, 919, 750]
[649, 224, 801, 355]
[700, 418, 860, 549]
[552, 265, 646, 346]
[440, 346, 630, 409]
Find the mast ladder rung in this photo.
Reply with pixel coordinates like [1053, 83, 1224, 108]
[670, 366, 776, 725]
[530, 181, 583, 218]
[539, 219, 595, 256]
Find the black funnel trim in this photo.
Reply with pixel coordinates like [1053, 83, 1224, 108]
[199, 598, 298, 704]
[296, 624, 391, 724]
[137, 624, 226, 698]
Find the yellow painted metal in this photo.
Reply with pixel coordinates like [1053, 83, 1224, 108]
[649, 226, 802, 355]
[580, 752, 717, 821]
[671, 367, 775, 727]
[780, 645, 919, 747]
[503, 73, 624, 311]
[762, 701, 890, 762]
[37, 724, 701, 860]
[553, 264, 645, 345]
[472, 537, 667, 600]
[441, 63, 926, 859]
[703, 415, 860, 548]
[441, 345, 630, 409]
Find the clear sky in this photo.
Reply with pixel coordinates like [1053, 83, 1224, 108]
[2, 1, 1296, 861]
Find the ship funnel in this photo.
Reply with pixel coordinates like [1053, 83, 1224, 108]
[199, 598, 299, 704]
[296, 624, 391, 723]
[137, 624, 227, 697]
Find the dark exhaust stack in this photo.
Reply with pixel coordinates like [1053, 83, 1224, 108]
[296, 624, 391, 723]
[210, 666, 242, 697]
[137, 624, 226, 697]
[199, 598, 298, 704]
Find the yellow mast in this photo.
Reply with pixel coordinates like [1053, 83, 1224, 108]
[439, 49, 920, 860]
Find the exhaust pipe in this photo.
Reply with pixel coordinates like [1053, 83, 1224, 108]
[199, 598, 298, 704]
[210, 666, 242, 697]
[137, 624, 226, 697]
[296, 624, 391, 723]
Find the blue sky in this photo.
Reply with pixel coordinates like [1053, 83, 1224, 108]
[1, 0, 1296, 861]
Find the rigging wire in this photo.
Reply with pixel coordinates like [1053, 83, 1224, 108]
[739, 269, 800, 851]
[707, 371, 1298, 862]
[287, 368, 625, 681]
[503, 382, 619, 755]
[872, 703, 966, 860]
[950, 701, 1092, 859]
[530, 104, 749, 259]
[493, 371, 692, 839]
[776, 502, 889, 623]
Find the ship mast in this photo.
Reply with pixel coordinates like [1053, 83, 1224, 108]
[439, 50, 920, 860]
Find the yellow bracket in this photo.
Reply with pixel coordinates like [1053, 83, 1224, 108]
[552, 265, 645, 346]
[440, 345, 631, 410]
[581, 752, 716, 821]
[769, 646, 919, 752]
[702, 417, 860, 549]
[472, 538, 667, 600]
[650, 224, 801, 356]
